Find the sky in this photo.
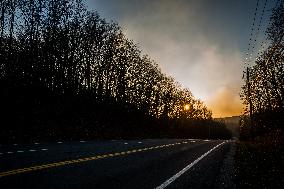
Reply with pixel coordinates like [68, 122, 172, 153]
[86, 0, 277, 117]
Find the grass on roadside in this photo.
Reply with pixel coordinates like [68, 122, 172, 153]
[235, 132, 284, 188]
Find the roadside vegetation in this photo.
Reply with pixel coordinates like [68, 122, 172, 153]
[235, 131, 284, 188]
[238, 3, 284, 188]
[0, 0, 231, 143]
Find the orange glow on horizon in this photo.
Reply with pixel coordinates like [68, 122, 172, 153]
[206, 87, 243, 118]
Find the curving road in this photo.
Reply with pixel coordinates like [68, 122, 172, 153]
[0, 139, 234, 189]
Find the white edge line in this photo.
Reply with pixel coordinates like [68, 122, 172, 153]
[155, 141, 226, 189]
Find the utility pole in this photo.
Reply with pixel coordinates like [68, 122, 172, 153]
[246, 67, 254, 137]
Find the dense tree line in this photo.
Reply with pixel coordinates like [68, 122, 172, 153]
[0, 0, 230, 143]
[240, 3, 284, 138]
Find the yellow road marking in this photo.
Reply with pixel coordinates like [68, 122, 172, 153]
[0, 141, 188, 178]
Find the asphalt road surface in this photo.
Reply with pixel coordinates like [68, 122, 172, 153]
[0, 139, 234, 189]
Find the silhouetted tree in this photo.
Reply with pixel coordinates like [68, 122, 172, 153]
[241, 3, 284, 137]
[0, 0, 226, 143]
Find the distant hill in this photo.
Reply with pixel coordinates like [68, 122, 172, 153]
[214, 116, 240, 138]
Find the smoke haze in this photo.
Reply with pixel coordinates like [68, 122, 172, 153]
[87, 0, 274, 117]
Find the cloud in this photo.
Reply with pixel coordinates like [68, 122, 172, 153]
[88, 0, 247, 117]
[206, 87, 244, 118]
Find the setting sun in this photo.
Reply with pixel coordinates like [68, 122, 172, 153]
[184, 104, 190, 110]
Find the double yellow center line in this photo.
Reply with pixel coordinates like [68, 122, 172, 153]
[0, 141, 189, 178]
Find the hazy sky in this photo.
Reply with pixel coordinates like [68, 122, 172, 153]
[86, 0, 277, 117]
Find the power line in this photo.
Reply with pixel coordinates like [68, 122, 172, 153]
[250, 0, 268, 63]
[246, 0, 268, 66]
[244, 0, 280, 68]
[257, 0, 281, 57]
[244, 0, 260, 68]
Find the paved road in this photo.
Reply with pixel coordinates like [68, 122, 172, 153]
[0, 139, 234, 189]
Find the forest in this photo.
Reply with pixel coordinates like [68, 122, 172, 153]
[240, 2, 283, 140]
[237, 3, 283, 187]
[0, 0, 230, 143]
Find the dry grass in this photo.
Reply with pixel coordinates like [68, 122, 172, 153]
[235, 130, 284, 188]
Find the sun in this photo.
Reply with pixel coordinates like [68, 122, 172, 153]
[184, 104, 190, 110]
